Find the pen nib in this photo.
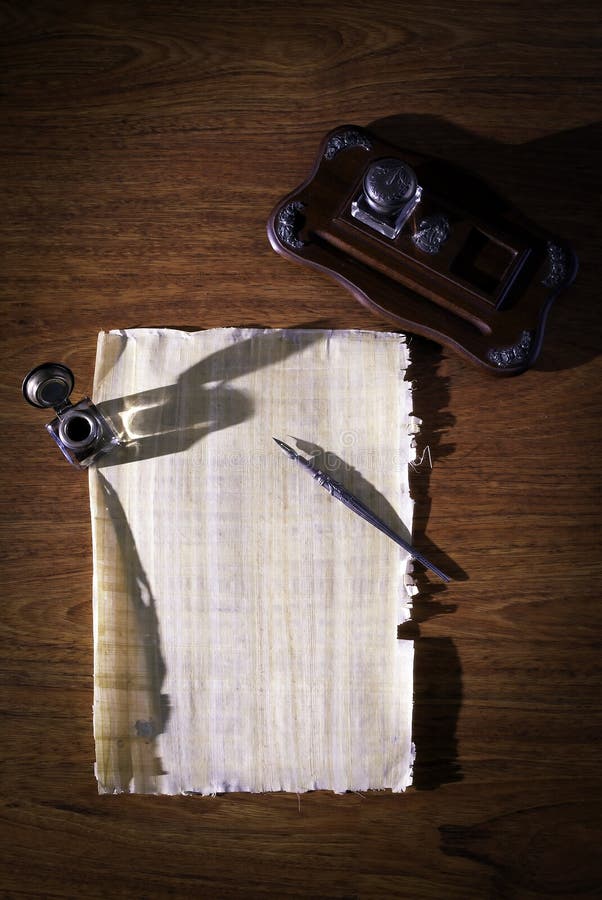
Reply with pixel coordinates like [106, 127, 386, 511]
[273, 437, 297, 460]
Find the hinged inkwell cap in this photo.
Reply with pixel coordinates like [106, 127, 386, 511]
[22, 362, 74, 410]
[22, 363, 120, 469]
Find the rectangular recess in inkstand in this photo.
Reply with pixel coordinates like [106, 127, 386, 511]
[448, 228, 520, 303]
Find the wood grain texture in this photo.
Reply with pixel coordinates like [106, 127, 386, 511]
[1, 1, 600, 897]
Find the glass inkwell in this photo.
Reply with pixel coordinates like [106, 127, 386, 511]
[22, 363, 120, 469]
[351, 157, 422, 239]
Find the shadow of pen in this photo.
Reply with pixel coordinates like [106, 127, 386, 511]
[289, 435, 453, 582]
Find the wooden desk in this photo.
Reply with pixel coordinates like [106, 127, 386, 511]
[2, 2, 600, 896]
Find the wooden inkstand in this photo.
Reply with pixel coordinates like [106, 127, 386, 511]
[267, 124, 577, 375]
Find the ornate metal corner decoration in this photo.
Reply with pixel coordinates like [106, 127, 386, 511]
[412, 214, 451, 254]
[542, 242, 567, 288]
[487, 330, 534, 369]
[275, 201, 306, 250]
[324, 128, 372, 161]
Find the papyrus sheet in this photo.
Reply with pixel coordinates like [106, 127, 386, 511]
[90, 328, 415, 794]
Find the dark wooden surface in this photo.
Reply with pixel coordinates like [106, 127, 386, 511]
[1, 2, 601, 897]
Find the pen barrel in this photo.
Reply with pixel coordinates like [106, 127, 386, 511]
[312, 468, 343, 497]
[334, 485, 451, 583]
[293, 453, 449, 583]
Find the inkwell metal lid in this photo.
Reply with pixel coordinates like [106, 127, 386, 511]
[22, 362, 75, 409]
[363, 157, 418, 215]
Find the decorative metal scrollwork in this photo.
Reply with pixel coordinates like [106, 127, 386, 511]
[412, 214, 451, 254]
[275, 201, 306, 250]
[324, 128, 372, 160]
[487, 330, 534, 369]
[542, 242, 568, 288]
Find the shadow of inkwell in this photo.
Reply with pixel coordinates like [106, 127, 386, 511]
[94, 471, 171, 793]
[96, 329, 323, 467]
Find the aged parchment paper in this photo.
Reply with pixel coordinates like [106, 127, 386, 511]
[90, 328, 416, 794]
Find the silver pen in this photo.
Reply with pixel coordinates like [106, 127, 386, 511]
[273, 437, 450, 583]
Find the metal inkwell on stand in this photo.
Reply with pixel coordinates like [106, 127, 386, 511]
[22, 363, 120, 469]
[267, 124, 578, 375]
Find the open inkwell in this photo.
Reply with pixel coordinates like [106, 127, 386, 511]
[22, 363, 119, 469]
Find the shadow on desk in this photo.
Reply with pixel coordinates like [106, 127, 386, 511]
[297, 338, 465, 791]
[402, 337, 463, 789]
